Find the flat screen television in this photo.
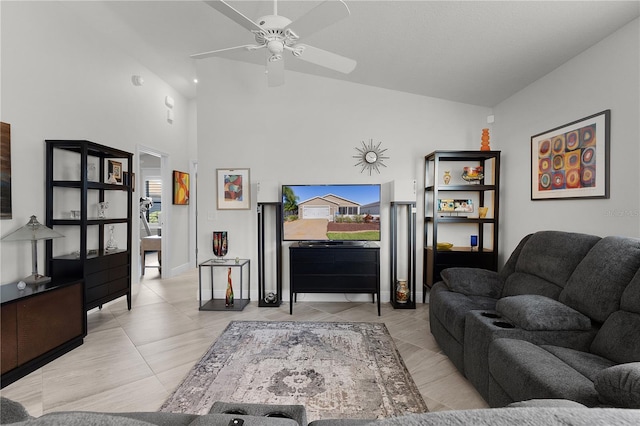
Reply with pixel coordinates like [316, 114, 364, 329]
[282, 184, 381, 242]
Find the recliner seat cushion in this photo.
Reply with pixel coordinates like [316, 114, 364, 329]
[539, 345, 615, 381]
[560, 236, 640, 322]
[488, 338, 600, 406]
[496, 295, 592, 331]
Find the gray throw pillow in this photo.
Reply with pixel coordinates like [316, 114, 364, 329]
[594, 363, 640, 408]
[496, 295, 592, 331]
[590, 311, 640, 364]
[440, 267, 502, 298]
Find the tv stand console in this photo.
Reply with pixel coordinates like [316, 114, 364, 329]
[289, 243, 380, 316]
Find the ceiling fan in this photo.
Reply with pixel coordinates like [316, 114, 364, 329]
[192, 0, 357, 87]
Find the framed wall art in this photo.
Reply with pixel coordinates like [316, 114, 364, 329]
[531, 110, 610, 200]
[173, 170, 190, 205]
[217, 168, 250, 210]
[1, 122, 11, 219]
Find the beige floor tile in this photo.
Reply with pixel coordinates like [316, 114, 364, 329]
[0, 369, 44, 417]
[41, 328, 155, 411]
[137, 328, 216, 375]
[47, 375, 170, 414]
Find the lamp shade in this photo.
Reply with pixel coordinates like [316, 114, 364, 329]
[1, 215, 64, 242]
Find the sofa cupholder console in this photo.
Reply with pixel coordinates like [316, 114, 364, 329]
[211, 402, 307, 426]
[481, 312, 501, 319]
[492, 321, 515, 329]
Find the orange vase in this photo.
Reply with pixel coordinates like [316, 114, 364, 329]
[481, 128, 491, 151]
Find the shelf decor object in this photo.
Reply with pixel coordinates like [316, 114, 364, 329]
[395, 279, 409, 304]
[462, 166, 484, 183]
[531, 109, 610, 200]
[1, 215, 64, 285]
[481, 128, 490, 151]
[225, 268, 234, 307]
[108, 160, 122, 183]
[212, 231, 228, 263]
[424, 150, 500, 300]
[217, 168, 250, 210]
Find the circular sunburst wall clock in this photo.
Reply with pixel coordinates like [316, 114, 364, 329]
[353, 139, 389, 175]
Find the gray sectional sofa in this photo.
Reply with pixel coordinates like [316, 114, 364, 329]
[429, 230, 640, 408]
[3, 397, 640, 425]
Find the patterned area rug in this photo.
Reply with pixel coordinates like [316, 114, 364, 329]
[160, 321, 428, 421]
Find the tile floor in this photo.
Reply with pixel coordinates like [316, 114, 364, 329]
[0, 258, 488, 418]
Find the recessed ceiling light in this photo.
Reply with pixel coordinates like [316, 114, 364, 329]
[193, 78, 199, 84]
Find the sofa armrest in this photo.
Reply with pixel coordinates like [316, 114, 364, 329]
[496, 295, 592, 331]
[440, 267, 503, 298]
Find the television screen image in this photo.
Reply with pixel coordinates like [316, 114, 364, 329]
[282, 184, 381, 242]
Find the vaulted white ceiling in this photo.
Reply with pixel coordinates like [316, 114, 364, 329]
[63, 0, 639, 106]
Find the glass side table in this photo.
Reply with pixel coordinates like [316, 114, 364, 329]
[198, 258, 250, 311]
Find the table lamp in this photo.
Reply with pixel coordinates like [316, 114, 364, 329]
[1, 215, 64, 285]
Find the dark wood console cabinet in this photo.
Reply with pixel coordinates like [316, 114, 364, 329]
[1, 280, 85, 388]
[289, 244, 380, 315]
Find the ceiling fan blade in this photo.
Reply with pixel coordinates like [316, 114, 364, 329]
[204, 0, 263, 33]
[291, 44, 356, 74]
[285, 0, 350, 39]
[267, 57, 285, 87]
[190, 44, 262, 60]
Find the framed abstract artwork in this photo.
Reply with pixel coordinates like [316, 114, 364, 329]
[173, 170, 190, 205]
[217, 168, 250, 210]
[1, 122, 11, 219]
[531, 110, 610, 200]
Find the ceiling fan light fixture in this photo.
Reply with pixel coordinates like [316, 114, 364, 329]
[267, 40, 284, 55]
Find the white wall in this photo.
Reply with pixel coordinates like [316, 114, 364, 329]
[196, 58, 492, 302]
[0, 1, 194, 284]
[494, 18, 640, 262]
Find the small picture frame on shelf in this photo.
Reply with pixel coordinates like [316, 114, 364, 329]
[123, 171, 135, 190]
[108, 160, 123, 184]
